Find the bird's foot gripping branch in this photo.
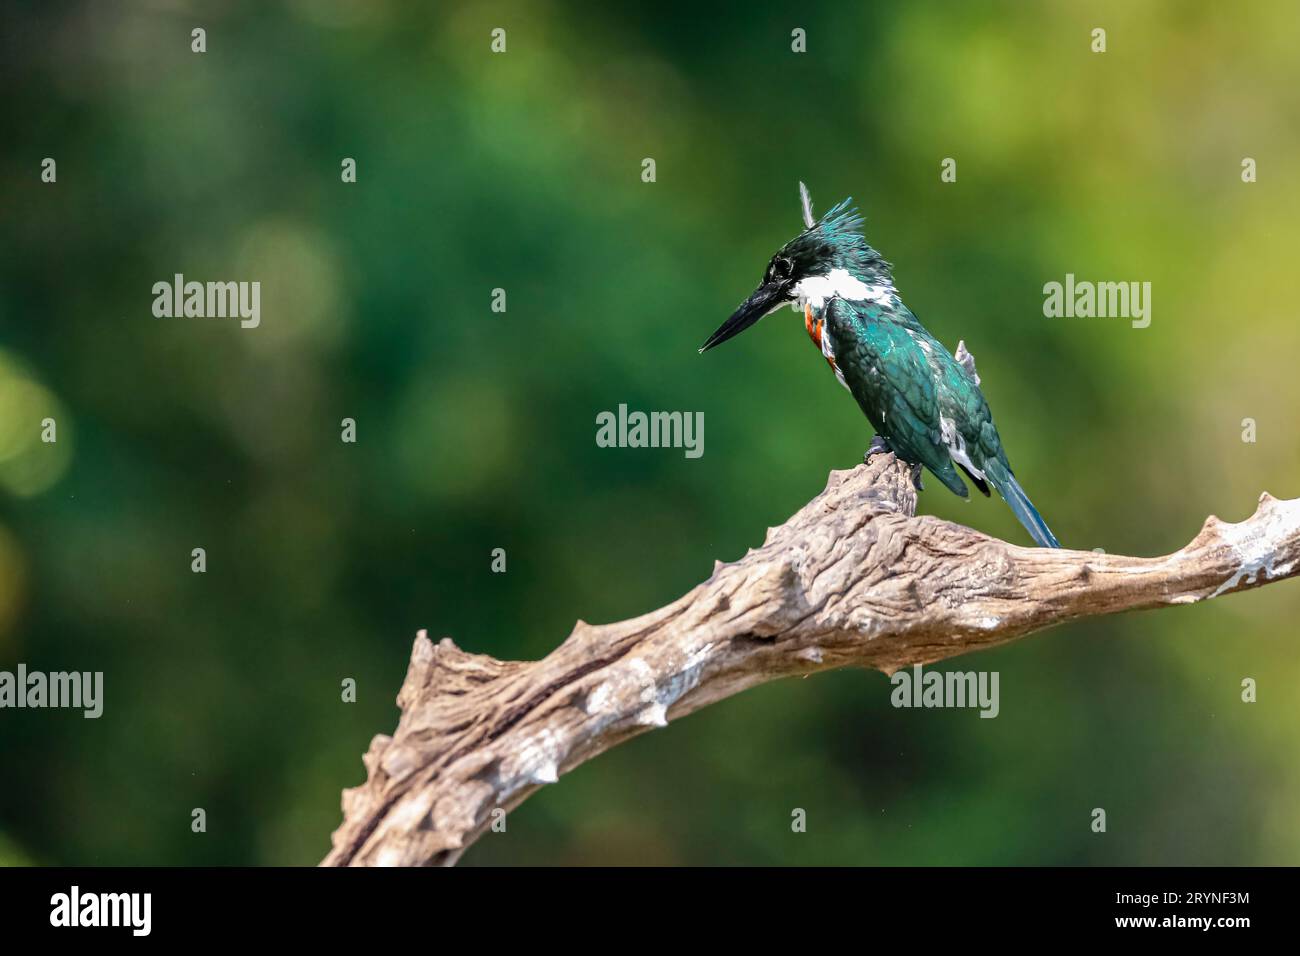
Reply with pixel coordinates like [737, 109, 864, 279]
[323, 455, 1300, 866]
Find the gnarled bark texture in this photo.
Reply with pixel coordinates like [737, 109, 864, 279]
[322, 454, 1300, 866]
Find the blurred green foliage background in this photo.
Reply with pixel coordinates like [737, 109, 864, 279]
[2, 0, 1299, 866]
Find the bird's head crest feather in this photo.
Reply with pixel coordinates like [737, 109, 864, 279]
[798, 181, 815, 230]
[787, 182, 889, 278]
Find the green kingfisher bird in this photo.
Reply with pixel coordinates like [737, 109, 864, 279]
[700, 183, 1060, 548]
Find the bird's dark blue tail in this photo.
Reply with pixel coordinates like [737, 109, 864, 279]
[983, 459, 1060, 548]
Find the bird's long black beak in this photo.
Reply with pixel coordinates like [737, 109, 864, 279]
[699, 282, 786, 353]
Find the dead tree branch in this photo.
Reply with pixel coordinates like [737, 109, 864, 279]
[322, 454, 1300, 866]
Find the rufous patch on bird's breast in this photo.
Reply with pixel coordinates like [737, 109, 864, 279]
[804, 303, 821, 348]
[804, 303, 838, 373]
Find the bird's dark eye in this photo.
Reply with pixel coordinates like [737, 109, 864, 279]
[768, 257, 792, 282]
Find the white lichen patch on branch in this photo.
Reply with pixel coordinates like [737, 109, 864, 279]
[581, 657, 653, 722]
[649, 642, 713, 719]
[507, 726, 566, 793]
[584, 680, 614, 715]
[530, 761, 559, 784]
[636, 701, 668, 727]
[583, 643, 714, 731]
[1209, 497, 1300, 598]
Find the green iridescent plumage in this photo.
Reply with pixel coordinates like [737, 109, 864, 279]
[826, 297, 988, 495]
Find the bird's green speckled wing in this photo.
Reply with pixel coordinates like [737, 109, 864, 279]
[824, 296, 970, 496]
